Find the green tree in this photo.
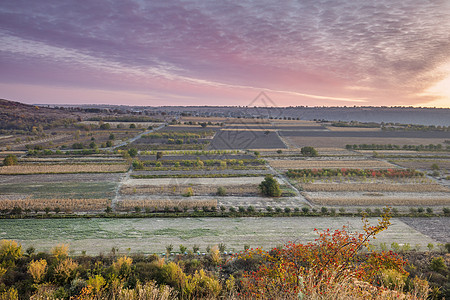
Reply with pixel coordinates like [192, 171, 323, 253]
[128, 148, 138, 157]
[301, 146, 318, 157]
[259, 175, 281, 197]
[156, 151, 163, 160]
[3, 154, 18, 166]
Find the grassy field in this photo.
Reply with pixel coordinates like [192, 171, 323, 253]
[0, 217, 439, 254]
[0, 181, 117, 199]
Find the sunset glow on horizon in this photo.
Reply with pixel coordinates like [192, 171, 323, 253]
[1, 1, 450, 108]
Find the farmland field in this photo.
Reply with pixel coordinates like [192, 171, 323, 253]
[0, 217, 440, 254]
[209, 130, 287, 149]
[0, 163, 129, 174]
[269, 159, 396, 170]
[303, 192, 450, 206]
[283, 136, 447, 148]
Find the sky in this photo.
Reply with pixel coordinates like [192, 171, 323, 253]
[1, 0, 450, 108]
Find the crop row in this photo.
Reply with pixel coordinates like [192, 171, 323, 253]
[0, 198, 108, 212]
[347, 143, 449, 151]
[141, 158, 265, 166]
[142, 131, 214, 139]
[139, 150, 241, 155]
[120, 184, 258, 196]
[286, 168, 423, 178]
[300, 183, 449, 193]
[117, 199, 217, 211]
[0, 164, 129, 174]
[131, 173, 266, 179]
[302, 193, 450, 206]
[270, 159, 395, 169]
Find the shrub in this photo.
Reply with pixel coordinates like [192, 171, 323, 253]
[182, 187, 194, 197]
[284, 207, 291, 213]
[156, 151, 163, 160]
[217, 187, 226, 196]
[301, 146, 318, 157]
[431, 163, 440, 170]
[302, 207, 310, 213]
[235, 208, 417, 299]
[28, 259, 47, 283]
[132, 160, 144, 170]
[0, 240, 23, 266]
[3, 154, 18, 166]
[259, 175, 281, 197]
[430, 257, 447, 273]
[128, 148, 138, 157]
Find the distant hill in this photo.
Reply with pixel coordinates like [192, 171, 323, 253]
[0, 99, 80, 131]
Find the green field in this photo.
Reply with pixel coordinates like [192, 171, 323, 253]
[0, 217, 437, 255]
[0, 182, 117, 199]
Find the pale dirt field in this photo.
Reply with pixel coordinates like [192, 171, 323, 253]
[0, 164, 129, 174]
[271, 120, 318, 125]
[300, 183, 449, 193]
[303, 191, 450, 206]
[325, 127, 382, 132]
[269, 159, 396, 170]
[285, 136, 447, 148]
[80, 121, 164, 127]
[0, 217, 438, 254]
[122, 177, 278, 186]
[390, 159, 450, 171]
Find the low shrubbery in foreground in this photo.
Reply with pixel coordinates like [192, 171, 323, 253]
[1, 208, 449, 299]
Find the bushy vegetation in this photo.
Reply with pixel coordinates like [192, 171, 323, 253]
[2, 155, 17, 166]
[259, 175, 281, 197]
[1, 210, 446, 299]
[301, 146, 318, 157]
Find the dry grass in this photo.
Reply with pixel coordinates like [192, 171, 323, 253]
[300, 183, 449, 193]
[117, 198, 217, 211]
[0, 198, 108, 212]
[0, 164, 129, 174]
[269, 159, 395, 170]
[120, 184, 258, 196]
[303, 192, 450, 206]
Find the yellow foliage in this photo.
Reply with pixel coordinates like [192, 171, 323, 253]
[0, 240, 22, 265]
[112, 256, 133, 272]
[183, 269, 221, 299]
[209, 245, 222, 266]
[0, 287, 18, 300]
[54, 258, 78, 283]
[28, 259, 47, 283]
[51, 244, 68, 260]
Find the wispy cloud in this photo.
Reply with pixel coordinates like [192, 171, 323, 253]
[1, 0, 449, 106]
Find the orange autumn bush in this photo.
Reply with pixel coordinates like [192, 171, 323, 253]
[234, 207, 429, 299]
